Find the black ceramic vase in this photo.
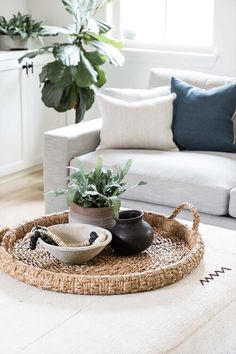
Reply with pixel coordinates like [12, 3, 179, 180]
[110, 210, 154, 255]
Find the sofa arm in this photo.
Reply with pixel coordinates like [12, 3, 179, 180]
[229, 188, 236, 218]
[44, 118, 102, 214]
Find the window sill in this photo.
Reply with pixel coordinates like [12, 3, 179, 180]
[121, 47, 217, 69]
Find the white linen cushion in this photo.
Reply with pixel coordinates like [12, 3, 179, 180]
[71, 149, 236, 216]
[97, 93, 178, 151]
[148, 67, 236, 141]
[104, 86, 170, 102]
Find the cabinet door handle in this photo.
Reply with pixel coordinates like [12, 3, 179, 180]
[28, 62, 34, 74]
[22, 62, 34, 75]
[22, 63, 29, 75]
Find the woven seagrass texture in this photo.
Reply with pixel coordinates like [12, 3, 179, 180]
[0, 203, 204, 295]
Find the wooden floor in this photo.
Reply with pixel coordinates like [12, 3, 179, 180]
[0, 171, 44, 229]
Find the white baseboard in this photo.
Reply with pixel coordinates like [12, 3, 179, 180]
[0, 164, 43, 185]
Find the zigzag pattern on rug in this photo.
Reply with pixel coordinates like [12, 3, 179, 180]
[200, 267, 232, 286]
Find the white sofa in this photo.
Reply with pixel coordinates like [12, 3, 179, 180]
[44, 68, 236, 230]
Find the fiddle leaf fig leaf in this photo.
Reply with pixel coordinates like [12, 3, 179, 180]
[83, 87, 95, 110]
[40, 25, 75, 36]
[75, 52, 98, 87]
[84, 50, 107, 66]
[96, 34, 123, 49]
[94, 67, 106, 87]
[87, 39, 125, 66]
[62, 0, 79, 16]
[40, 61, 73, 87]
[96, 20, 111, 34]
[62, 0, 81, 28]
[18, 46, 53, 63]
[54, 44, 81, 66]
[54, 84, 78, 112]
[42, 81, 64, 108]
[75, 87, 95, 123]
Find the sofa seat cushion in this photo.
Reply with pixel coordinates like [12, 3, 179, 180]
[70, 149, 236, 216]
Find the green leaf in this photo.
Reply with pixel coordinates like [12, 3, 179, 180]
[74, 157, 85, 172]
[83, 87, 95, 110]
[62, 0, 79, 15]
[86, 18, 99, 34]
[74, 88, 94, 121]
[40, 61, 73, 87]
[75, 51, 98, 87]
[18, 46, 52, 63]
[87, 39, 125, 66]
[84, 50, 107, 66]
[96, 34, 123, 49]
[96, 155, 103, 170]
[62, 0, 81, 28]
[83, 200, 93, 208]
[40, 25, 75, 36]
[96, 20, 111, 34]
[54, 84, 78, 112]
[138, 181, 147, 186]
[70, 169, 87, 190]
[109, 196, 121, 219]
[75, 88, 87, 123]
[94, 67, 106, 87]
[66, 188, 76, 206]
[122, 159, 132, 176]
[41, 81, 64, 108]
[53, 44, 81, 66]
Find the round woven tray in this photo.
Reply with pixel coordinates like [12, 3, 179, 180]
[0, 203, 204, 295]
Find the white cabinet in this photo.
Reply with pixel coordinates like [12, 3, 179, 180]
[0, 68, 23, 175]
[0, 52, 67, 178]
[21, 61, 66, 166]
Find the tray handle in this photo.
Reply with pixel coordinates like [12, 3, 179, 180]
[168, 202, 200, 232]
[0, 227, 11, 246]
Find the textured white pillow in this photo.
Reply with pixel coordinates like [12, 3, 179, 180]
[104, 86, 170, 102]
[97, 93, 178, 151]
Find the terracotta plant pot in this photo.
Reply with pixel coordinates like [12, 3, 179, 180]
[110, 210, 154, 255]
[69, 202, 116, 230]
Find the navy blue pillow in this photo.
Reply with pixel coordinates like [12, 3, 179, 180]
[171, 77, 236, 152]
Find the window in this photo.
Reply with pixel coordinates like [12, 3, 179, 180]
[110, 0, 214, 51]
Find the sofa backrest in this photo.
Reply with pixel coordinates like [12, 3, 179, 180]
[148, 68, 236, 140]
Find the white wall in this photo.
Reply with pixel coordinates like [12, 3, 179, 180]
[27, 0, 106, 25]
[0, 0, 27, 18]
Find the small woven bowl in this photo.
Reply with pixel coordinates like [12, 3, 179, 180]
[38, 223, 112, 265]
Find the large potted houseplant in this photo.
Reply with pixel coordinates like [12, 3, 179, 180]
[54, 156, 146, 229]
[18, 0, 125, 123]
[0, 12, 46, 50]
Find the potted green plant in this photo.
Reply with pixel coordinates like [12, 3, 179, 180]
[18, 0, 125, 123]
[54, 156, 146, 229]
[0, 12, 46, 50]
